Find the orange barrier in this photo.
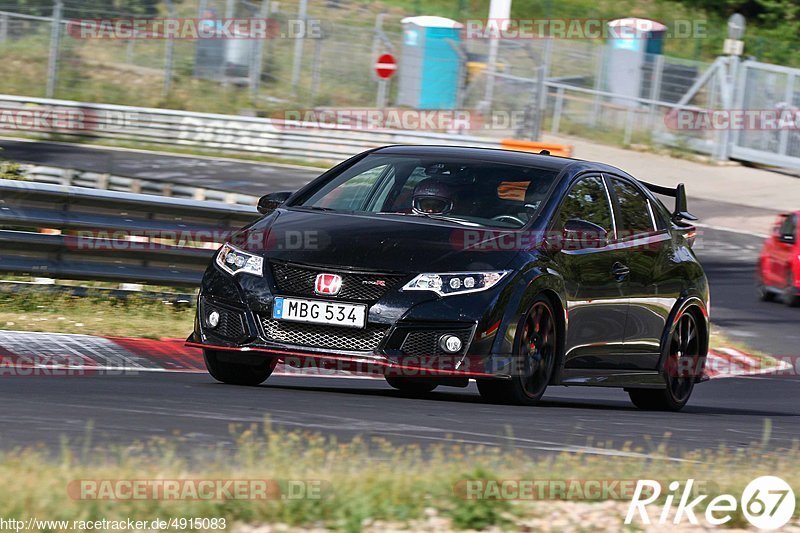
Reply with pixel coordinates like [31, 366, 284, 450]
[500, 139, 573, 157]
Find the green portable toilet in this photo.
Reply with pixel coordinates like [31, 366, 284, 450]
[397, 16, 462, 109]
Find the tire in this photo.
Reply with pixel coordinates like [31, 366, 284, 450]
[757, 280, 776, 302]
[203, 349, 276, 386]
[385, 376, 438, 394]
[783, 272, 800, 307]
[477, 295, 558, 406]
[628, 309, 702, 411]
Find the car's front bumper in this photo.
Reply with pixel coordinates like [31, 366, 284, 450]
[186, 264, 516, 380]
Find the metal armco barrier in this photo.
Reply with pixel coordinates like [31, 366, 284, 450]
[0, 179, 260, 286]
[0, 94, 572, 161]
[22, 164, 260, 206]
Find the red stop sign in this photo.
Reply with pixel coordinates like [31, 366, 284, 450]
[374, 53, 397, 79]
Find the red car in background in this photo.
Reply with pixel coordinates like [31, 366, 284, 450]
[758, 211, 800, 306]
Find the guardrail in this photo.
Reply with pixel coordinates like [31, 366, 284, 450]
[22, 164, 260, 206]
[0, 94, 571, 161]
[0, 179, 260, 286]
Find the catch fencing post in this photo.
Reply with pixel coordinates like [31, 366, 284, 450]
[0, 13, 8, 42]
[290, 0, 308, 96]
[163, 0, 176, 98]
[46, 0, 63, 98]
[551, 86, 564, 135]
[249, 0, 270, 102]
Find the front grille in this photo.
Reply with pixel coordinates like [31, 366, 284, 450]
[400, 328, 473, 357]
[271, 262, 406, 302]
[203, 302, 248, 342]
[260, 318, 389, 352]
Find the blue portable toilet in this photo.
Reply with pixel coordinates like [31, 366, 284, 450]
[397, 16, 463, 109]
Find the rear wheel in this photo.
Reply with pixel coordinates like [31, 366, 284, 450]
[385, 376, 438, 394]
[783, 272, 800, 307]
[204, 349, 276, 386]
[477, 296, 558, 405]
[628, 310, 702, 411]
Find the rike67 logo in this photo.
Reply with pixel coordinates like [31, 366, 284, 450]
[626, 476, 795, 530]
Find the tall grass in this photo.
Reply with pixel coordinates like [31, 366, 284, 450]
[0, 421, 796, 531]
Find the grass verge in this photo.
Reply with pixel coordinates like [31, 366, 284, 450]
[0, 290, 194, 339]
[0, 423, 797, 532]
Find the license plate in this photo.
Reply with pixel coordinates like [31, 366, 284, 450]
[272, 297, 367, 329]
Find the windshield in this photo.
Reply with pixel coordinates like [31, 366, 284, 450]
[292, 154, 560, 228]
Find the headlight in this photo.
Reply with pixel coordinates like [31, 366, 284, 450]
[401, 271, 510, 296]
[215, 243, 264, 277]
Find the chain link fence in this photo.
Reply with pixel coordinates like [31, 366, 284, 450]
[3, 1, 800, 169]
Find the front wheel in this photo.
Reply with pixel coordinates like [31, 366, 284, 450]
[477, 296, 558, 406]
[757, 279, 776, 302]
[204, 349, 276, 386]
[628, 309, 702, 411]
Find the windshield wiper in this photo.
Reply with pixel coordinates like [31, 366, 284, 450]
[294, 205, 338, 212]
[374, 211, 481, 227]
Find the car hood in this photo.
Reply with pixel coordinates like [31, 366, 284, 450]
[234, 208, 523, 272]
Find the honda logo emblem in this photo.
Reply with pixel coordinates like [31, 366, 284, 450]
[314, 273, 342, 295]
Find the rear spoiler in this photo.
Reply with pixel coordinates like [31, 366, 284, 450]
[639, 181, 698, 221]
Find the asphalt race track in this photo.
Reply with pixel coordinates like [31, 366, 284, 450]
[0, 372, 796, 459]
[0, 139, 321, 193]
[1, 139, 798, 458]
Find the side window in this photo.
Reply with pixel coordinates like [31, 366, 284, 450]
[779, 214, 797, 239]
[312, 164, 390, 210]
[555, 176, 614, 235]
[611, 179, 655, 238]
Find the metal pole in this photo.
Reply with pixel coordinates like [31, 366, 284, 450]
[530, 65, 545, 140]
[0, 13, 8, 42]
[647, 54, 664, 130]
[480, 36, 499, 111]
[126, 38, 135, 63]
[551, 86, 564, 135]
[590, 45, 604, 127]
[311, 34, 323, 103]
[46, 0, 63, 98]
[376, 79, 388, 108]
[624, 107, 634, 145]
[249, 0, 270, 102]
[290, 0, 308, 96]
[163, 0, 176, 98]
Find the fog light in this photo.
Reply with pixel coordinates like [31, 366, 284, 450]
[439, 334, 463, 354]
[208, 310, 220, 328]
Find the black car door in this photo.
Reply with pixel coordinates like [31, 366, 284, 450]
[607, 175, 677, 369]
[550, 175, 631, 369]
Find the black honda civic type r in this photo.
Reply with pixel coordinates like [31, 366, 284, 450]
[188, 145, 710, 411]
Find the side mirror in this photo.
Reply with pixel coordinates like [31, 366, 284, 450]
[562, 219, 609, 250]
[257, 192, 292, 214]
[779, 233, 796, 244]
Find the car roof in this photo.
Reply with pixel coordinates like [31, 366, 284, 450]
[371, 145, 634, 179]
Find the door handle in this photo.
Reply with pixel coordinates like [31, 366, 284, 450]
[611, 262, 630, 280]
